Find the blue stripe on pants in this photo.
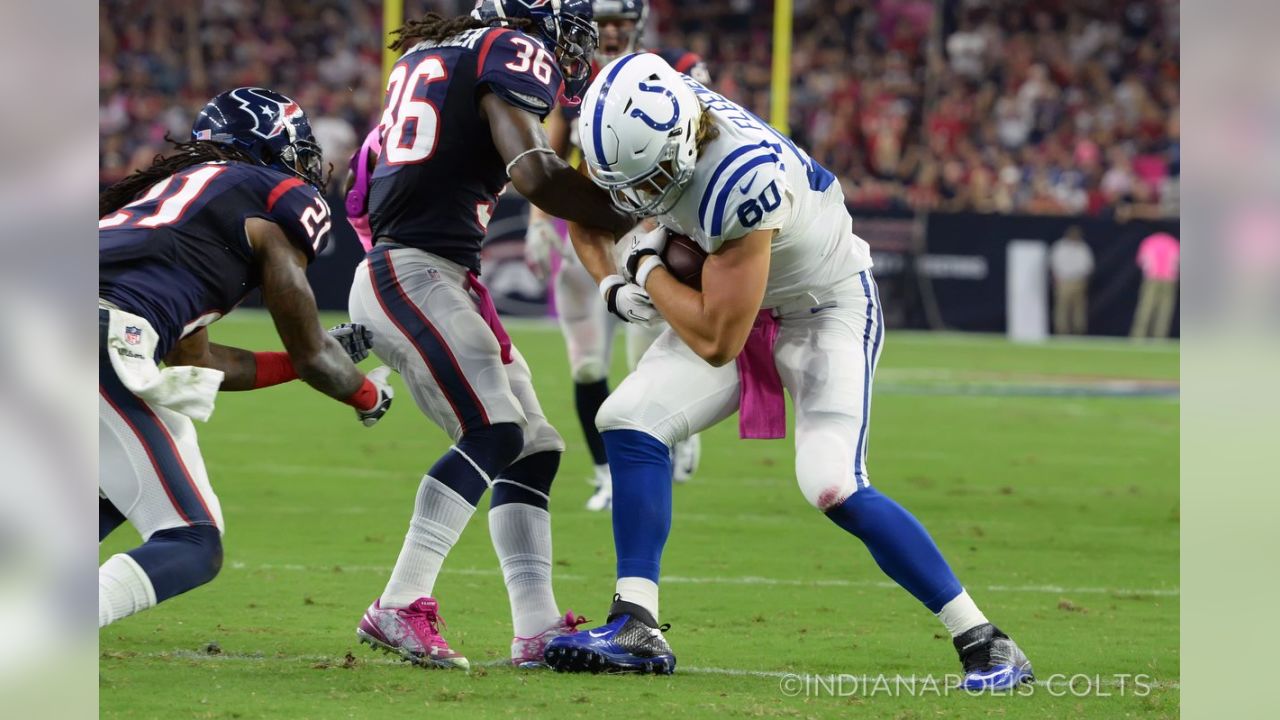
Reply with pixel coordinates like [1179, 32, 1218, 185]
[99, 329, 214, 526]
[854, 271, 882, 487]
[366, 248, 489, 432]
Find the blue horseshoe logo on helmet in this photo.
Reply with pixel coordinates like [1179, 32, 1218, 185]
[629, 82, 680, 131]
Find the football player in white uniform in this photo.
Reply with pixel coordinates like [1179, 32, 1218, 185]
[524, 0, 708, 510]
[544, 53, 1033, 690]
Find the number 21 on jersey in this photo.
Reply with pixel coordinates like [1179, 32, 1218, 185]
[381, 56, 450, 165]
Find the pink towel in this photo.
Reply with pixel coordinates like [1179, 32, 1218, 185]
[467, 272, 513, 365]
[345, 127, 383, 252]
[736, 310, 786, 439]
[1137, 232, 1180, 282]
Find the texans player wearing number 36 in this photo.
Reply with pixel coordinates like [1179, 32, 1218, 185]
[98, 88, 394, 628]
[548, 54, 1035, 690]
[524, 0, 712, 510]
[344, 1, 638, 670]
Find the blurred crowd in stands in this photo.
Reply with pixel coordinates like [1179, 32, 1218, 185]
[101, 0, 1179, 219]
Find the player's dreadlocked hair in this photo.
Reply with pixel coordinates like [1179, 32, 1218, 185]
[389, 12, 535, 52]
[100, 137, 261, 217]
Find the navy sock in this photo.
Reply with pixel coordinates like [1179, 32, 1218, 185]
[491, 450, 560, 510]
[574, 380, 611, 466]
[826, 486, 963, 612]
[603, 429, 673, 582]
[431, 422, 524, 506]
[126, 524, 223, 603]
[100, 496, 127, 541]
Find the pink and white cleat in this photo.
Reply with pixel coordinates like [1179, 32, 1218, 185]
[510, 611, 589, 668]
[356, 597, 470, 670]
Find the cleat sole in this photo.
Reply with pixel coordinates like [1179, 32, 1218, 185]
[543, 645, 674, 675]
[355, 628, 471, 671]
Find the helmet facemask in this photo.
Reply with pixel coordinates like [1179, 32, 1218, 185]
[278, 139, 326, 189]
[591, 124, 696, 216]
[555, 12, 599, 105]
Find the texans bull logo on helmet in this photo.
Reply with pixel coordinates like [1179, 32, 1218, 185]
[226, 88, 307, 142]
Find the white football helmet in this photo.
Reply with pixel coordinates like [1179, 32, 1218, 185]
[579, 52, 702, 216]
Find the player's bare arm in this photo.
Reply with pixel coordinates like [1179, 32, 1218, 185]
[245, 217, 365, 400]
[162, 327, 258, 391]
[644, 229, 772, 366]
[545, 105, 571, 159]
[481, 92, 632, 238]
[525, 108, 572, 228]
[566, 161, 637, 284]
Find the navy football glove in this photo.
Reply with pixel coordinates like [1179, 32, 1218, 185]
[328, 322, 373, 364]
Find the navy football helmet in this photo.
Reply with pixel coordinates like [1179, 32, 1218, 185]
[191, 88, 326, 188]
[472, 0, 598, 103]
[593, 0, 648, 62]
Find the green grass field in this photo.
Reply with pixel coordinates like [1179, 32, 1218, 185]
[100, 312, 1179, 719]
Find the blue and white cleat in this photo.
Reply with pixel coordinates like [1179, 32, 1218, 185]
[543, 598, 676, 674]
[954, 623, 1034, 691]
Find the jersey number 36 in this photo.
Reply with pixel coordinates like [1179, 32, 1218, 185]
[381, 56, 449, 165]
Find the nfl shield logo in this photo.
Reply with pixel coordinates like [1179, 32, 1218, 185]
[124, 326, 142, 345]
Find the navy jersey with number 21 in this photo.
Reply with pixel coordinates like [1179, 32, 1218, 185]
[368, 27, 563, 272]
[99, 161, 331, 359]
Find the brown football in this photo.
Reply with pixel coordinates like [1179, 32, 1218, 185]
[661, 232, 708, 290]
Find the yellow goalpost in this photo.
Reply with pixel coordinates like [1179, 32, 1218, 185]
[770, 0, 793, 135]
[383, 0, 403, 85]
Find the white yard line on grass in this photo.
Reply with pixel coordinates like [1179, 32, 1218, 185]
[103, 650, 1180, 690]
[228, 562, 1179, 597]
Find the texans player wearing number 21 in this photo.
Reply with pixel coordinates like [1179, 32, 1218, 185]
[548, 52, 1035, 690]
[98, 89, 395, 627]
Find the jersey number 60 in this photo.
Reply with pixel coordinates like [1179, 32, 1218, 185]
[736, 180, 782, 229]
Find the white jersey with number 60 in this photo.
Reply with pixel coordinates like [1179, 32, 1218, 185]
[655, 77, 873, 308]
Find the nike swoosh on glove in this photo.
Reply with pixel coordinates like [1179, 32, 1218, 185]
[623, 225, 669, 281]
[600, 275, 659, 326]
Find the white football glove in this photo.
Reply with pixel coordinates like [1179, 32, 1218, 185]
[356, 366, 394, 427]
[623, 225, 669, 281]
[600, 275, 658, 326]
[524, 218, 562, 281]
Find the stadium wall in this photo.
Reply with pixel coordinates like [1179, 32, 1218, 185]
[303, 192, 1179, 339]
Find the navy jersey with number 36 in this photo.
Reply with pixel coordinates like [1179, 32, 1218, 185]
[368, 27, 563, 272]
[99, 161, 331, 359]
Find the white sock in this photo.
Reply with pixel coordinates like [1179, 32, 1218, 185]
[489, 503, 560, 638]
[616, 576, 660, 623]
[936, 589, 989, 637]
[593, 464, 611, 488]
[99, 553, 156, 627]
[381, 476, 476, 609]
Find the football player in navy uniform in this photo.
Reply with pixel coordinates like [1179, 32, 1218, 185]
[99, 88, 394, 627]
[523, 0, 710, 510]
[346, 1, 642, 670]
